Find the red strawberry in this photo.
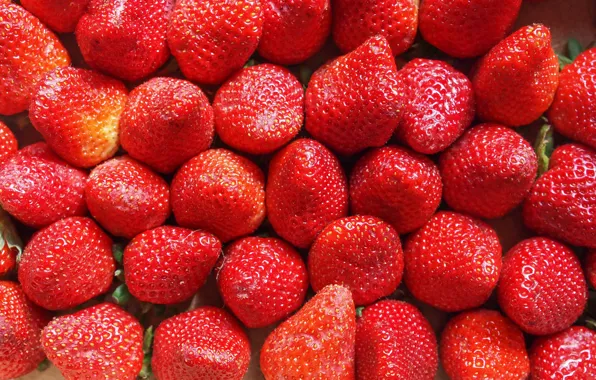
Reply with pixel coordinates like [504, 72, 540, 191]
[152, 306, 250, 380]
[0, 3, 70, 115]
[260, 285, 356, 379]
[440, 123, 538, 219]
[472, 24, 559, 127]
[0, 143, 87, 228]
[86, 156, 170, 239]
[29, 66, 128, 168]
[266, 139, 348, 248]
[309, 215, 403, 305]
[168, 0, 263, 85]
[21, 0, 88, 33]
[0, 281, 49, 379]
[350, 145, 442, 234]
[124, 226, 221, 304]
[440, 309, 530, 380]
[216, 236, 308, 328]
[213, 64, 304, 155]
[419, 0, 522, 58]
[396, 58, 475, 154]
[498, 237, 587, 335]
[42, 303, 144, 380]
[18, 217, 115, 310]
[258, 0, 331, 65]
[0, 121, 17, 163]
[587, 250, 596, 289]
[0, 209, 22, 277]
[404, 211, 502, 312]
[305, 35, 402, 155]
[119, 77, 214, 174]
[171, 149, 266, 242]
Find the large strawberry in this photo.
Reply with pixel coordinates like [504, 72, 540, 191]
[21, 0, 88, 33]
[0, 209, 22, 277]
[0, 121, 17, 163]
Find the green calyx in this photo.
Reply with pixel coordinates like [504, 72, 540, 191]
[558, 38, 584, 69]
[37, 359, 50, 372]
[111, 284, 131, 306]
[535, 122, 554, 177]
[112, 243, 124, 264]
[138, 326, 155, 379]
[355, 306, 365, 318]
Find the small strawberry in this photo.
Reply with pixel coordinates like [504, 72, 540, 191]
[214, 64, 304, 155]
[0, 121, 17, 164]
[0, 209, 22, 277]
[21, 0, 88, 33]
[587, 250, 596, 289]
[266, 139, 348, 248]
[260, 285, 356, 379]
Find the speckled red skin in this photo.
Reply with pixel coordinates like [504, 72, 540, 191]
[440, 124, 538, 219]
[152, 307, 250, 380]
[305, 35, 402, 155]
[214, 64, 304, 155]
[497, 237, 587, 335]
[473, 24, 559, 127]
[356, 300, 438, 380]
[523, 144, 596, 248]
[85, 156, 170, 239]
[587, 250, 596, 289]
[0, 143, 87, 228]
[404, 211, 502, 312]
[168, 0, 263, 85]
[440, 309, 530, 380]
[0, 121, 17, 164]
[42, 303, 144, 380]
[266, 139, 348, 248]
[0, 3, 70, 115]
[18, 217, 115, 311]
[21, 0, 88, 33]
[216, 237, 308, 328]
[120, 77, 214, 174]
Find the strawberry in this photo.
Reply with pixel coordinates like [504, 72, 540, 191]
[152, 306, 250, 380]
[309, 215, 404, 306]
[21, 0, 88, 33]
[216, 236, 308, 328]
[171, 149, 266, 242]
[497, 237, 587, 335]
[404, 211, 502, 312]
[258, 0, 331, 65]
[18, 217, 115, 310]
[86, 156, 170, 239]
[472, 24, 559, 127]
[0, 121, 17, 163]
[42, 303, 144, 380]
[419, 0, 522, 58]
[395, 58, 475, 154]
[440, 309, 530, 380]
[587, 250, 596, 289]
[168, 0, 263, 85]
[29, 66, 128, 168]
[0, 209, 22, 277]
[260, 285, 356, 379]
[305, 35, 402, 155]
[0, 3, 70, 115]
[440, 123, 538, 219]
[0, 143, 87, 228]
[266, 139, 348, 248]
[213, 64, 304, 155]
[356, 300, 438, 380]
[119, 77, 214, 174]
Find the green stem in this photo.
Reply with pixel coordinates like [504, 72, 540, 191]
[138, 326, 154, 379]
[535, 123, 554, 177]
[112, 244, 124, 264]
[355, 306, 365, 318]
[111, 284, 131, 306]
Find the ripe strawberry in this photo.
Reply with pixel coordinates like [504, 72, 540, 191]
[440, 123, 538, 219]
[0, 209, 22, 277]
[18, 217, 115, 310]
[29, 66, 128, 168]
[168, 0, 263, 85]
[440, 309, 530, 380]
[404, 211, 502, 312]
[0, 121, 17, 163]
[42, 303, 144, 380]
[419, 0, 522, 58]
[119, 77, 214, 174]
[305, 35, 401, 155]
[258, 0, 331, 65]
[266, 139, 348, 248]
[21, 0, 88, 33]
[213, 64, 304, 155]
[395, 58, 475, 154]
[309, 216, 404, 306]
[216, 236, 308, 328]
[124, 226, 221, 304]
[356, 300, 438, 380]
[498, 237, 587, 335]
[0, 143, 87, 228]
[472, 24, 559, 127]
[0, 3, 70, 115]
[587, 250, 596, 289]
[171, 149, 266, 242]
[260, 285, 356, 379]
[152, 306, 250, 380]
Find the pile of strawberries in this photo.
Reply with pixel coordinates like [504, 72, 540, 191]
[0, 0, 595, 379]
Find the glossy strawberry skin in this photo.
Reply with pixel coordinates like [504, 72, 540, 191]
[21, 0, 88, 33]
[0, 121, 17, 164]
[587, 250, 596, 289]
